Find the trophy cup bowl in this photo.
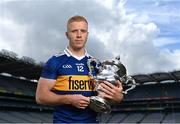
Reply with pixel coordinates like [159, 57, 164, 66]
[87, 56, 136, 113]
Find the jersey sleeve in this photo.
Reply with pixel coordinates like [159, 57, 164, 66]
[41, 56, 58, 79]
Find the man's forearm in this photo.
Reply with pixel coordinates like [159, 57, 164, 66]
[36, 91, 72, 105]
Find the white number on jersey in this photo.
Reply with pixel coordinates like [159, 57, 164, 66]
[77, 66, 84, 72]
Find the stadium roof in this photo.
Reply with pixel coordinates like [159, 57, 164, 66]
[133, 71, 180, 85]
[0, 49, 180, 84]
[0, 49, 43, 80]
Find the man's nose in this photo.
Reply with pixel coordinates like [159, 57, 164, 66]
[77, 30, 82, 38]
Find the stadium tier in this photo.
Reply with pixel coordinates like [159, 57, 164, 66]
[0, 49, 180, 123]
[0, 49, 42, 80]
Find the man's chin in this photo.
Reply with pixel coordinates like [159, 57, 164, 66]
[74, 45, 85, 50]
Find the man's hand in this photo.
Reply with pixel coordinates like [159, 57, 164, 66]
[98, 80, 124, 103]
[69, 94, 90, 109]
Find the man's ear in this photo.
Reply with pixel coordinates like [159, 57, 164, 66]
[65, 32, 69, 39]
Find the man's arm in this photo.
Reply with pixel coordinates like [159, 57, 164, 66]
[98, 80, 124, 103]
[36, 77, 90, 109]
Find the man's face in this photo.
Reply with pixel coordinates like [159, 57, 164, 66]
[66, 21, 88, 50]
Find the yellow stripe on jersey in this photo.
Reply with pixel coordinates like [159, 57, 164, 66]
[53, 75, 96, 91]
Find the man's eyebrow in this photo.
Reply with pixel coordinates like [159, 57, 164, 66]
[70, 29, 87, 32]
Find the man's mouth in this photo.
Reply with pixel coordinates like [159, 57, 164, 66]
[75, 40, 83, 42]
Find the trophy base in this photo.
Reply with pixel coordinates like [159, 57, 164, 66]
[89, 96, 111, 113]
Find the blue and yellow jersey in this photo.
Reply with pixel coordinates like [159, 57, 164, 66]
[41, 48, 97, 123]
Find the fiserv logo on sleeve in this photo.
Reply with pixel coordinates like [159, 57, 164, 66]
[53, 75, 95, 91]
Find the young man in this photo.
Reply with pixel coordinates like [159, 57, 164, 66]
[36, 15, 124, 123]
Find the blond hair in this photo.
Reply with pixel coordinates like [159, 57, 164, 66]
[67, 15, 88, 31]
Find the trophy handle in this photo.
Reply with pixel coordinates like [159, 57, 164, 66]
[87, 58, 101, 77]
[122, 76, 136, 94]
[87, 59, 92, 77]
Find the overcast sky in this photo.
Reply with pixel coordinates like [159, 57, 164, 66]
[0, 0, 180, 75]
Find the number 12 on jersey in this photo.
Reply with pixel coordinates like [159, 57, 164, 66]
[77, 66, 84, 72]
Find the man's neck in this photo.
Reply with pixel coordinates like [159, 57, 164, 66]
[67, 46, 85, 57]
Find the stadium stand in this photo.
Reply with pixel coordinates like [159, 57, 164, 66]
[0, 49, 180, 123]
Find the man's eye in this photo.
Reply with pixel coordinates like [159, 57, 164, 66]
[81, 30, 87, 33]
[70, 29, 87, 33]
[71, 30, 77, 33]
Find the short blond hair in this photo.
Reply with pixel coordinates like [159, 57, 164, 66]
[67, 15, 88, 30]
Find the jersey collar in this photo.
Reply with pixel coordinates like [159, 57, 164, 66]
[64, 47, 90, 60]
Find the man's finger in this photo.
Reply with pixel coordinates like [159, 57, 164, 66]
[103, 81, 116, 89]
[100, 83, 115, 95]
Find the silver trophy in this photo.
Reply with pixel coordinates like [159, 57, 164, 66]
[87, 56, 136, 113]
